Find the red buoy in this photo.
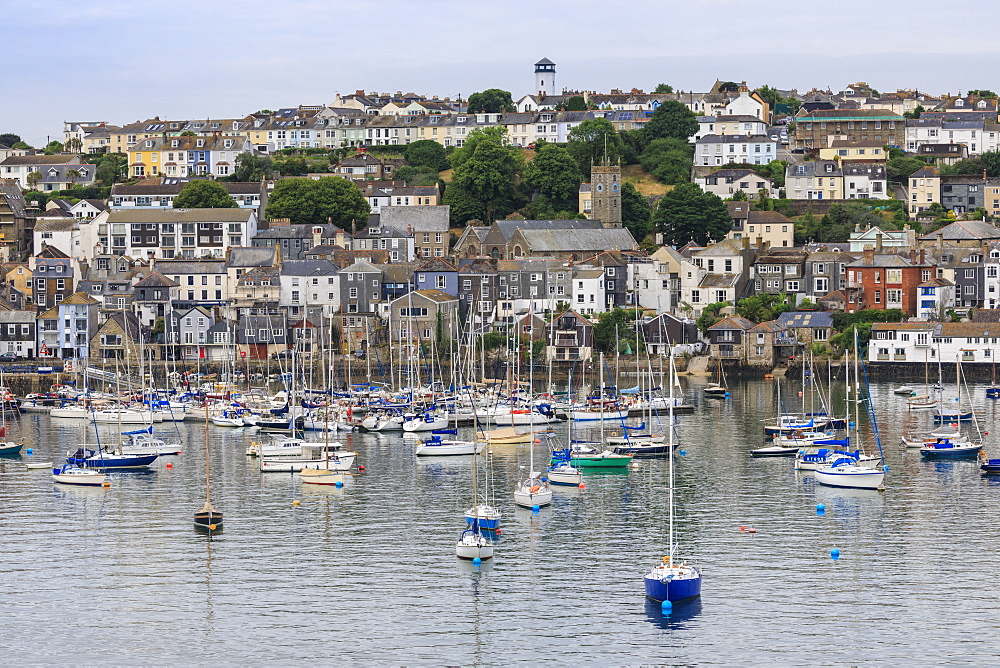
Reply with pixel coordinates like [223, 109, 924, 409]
[358, 465, 365, 472]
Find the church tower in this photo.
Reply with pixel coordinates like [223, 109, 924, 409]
[534, 57, 556, 98]
[590, 161, 622, 228]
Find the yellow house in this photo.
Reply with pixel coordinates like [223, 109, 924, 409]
[578, 183, 592, 217]
[819, 140, 886, 162]
[908, 166, 940, 217]
[3, 263, 31, 299]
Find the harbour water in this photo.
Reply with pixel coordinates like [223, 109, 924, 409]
[3, 377, 1000, 664]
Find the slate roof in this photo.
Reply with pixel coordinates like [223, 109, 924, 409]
[0, 155, 80, 166]
[708, 315, 755, 331]
[152, 260, 227, 274]
[409, 289, 458, 304]
[280, 259, 338, 276]
[517, 227, 637, 253]
[493, 219, 603, 242]
[227, 246, 277, 268]
[253, 223, 343, 239]
[699, 273, 740, 288]
[34, 219, 77, 232]
[133, 271, 178, 288]
[918, 221, 1000, 242]
[749, 320, 786, 333]
[695, 134, 773, 144]
[112, 181, 263, 196]
[777, 311, 834, 329]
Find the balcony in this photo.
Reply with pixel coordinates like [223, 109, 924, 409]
[773, 336, 799, 346]
[877, 354, 890, 361]
[713, 350, 740, 359]
[894, 354, 907, 361]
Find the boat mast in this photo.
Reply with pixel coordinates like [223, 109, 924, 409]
[667, 348, 675, 568]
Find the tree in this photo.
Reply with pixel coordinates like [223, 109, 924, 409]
[639, 138, 693, 185]
[735, 294, 791, 323]
[653, 83, 674, 94]
[730, 189, 747, 201]
[619, 129, 648, 165]
[522, 143, 582, 211]
[564, 95, 588, 111]
[566, 118, 624, 174]
[717, 81, 741, 93]
[173, 180, 238, 208]
[44, 140, 64, 154]
[394, 165, 440, 186]
[65, 169, 81, 188]
[886, 156, 927, 183]
[403, 140, 448, 171]
[447, 126, 509, 172]
[697, 301, 729, 333]
[643, 100, 698, 142]
[755, 85, 782, 106]
[443, 127, 522, 224]
[652, 183, 731, 246]
[969, 89, 998, 99]
[621, 181, 652, 242]
[180, 131, 196, 137]
[92, 153, 126, 185]
[11, 141, 30, 149]
[903, 104, 925, 120]
[593, 308, 638, 353]
[0, 133, 21, 147]
[265, 176, 370, 226]
[25, 171, 42, 190]
[231, 152, 274, 182]
[467, 89, 515, 114]
[64, 137, 82, 153]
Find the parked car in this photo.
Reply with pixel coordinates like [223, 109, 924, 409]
[0, 352, 22, 362]
[271, 350, 294, 360]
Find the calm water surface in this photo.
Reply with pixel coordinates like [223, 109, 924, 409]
[2, 377, 1000, 665]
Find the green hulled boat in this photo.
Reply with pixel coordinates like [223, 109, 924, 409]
[550, 448, 633, 469]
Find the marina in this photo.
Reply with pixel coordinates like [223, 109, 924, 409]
[2, 375, 1000, 664]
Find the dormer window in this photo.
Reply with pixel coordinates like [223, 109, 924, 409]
[224, 139, 233, 148]
[171, 139, 179, 147]
[955, 99, 964, 107]
[541, 114, 553, 122]
[196, 139, 205, 147]
[55, 265, 64, 273]
[979, 100, 987, 109]
[369, 228, 379, 235]
[38, 265, 46, 273]
[825, 164, 834, 173]
[457, 116, 467, 123]
[145, 140, 153, 147]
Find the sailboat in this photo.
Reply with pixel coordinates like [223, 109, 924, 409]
[546, 365, 582, 486]
[514, 304, 553, 509]
[643, 393, 701, 604]
[813, 334, 886, 491]
[907, 349, 938, 409]
[0, 388, 23, 456]
[921, 355, 984, 459]
[704, 352, 728, 398]
[987, 348, 1000, 399]
[299, 386, 347, 486]
[457, 432, 496, 560]
[194, 400, 222, 532]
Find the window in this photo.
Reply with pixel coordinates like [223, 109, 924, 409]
[349, 287, 358, 298]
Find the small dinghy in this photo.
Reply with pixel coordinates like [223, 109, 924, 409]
[750, 444, 800, 457]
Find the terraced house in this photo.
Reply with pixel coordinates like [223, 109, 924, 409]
[127, 135, 253, 178]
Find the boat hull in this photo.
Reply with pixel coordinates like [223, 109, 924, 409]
[814, 466, 884, 490]
[643, 568, 702, 603]
[751, 446, 800, 457]
[193, 510, 224, 531]
[920, 444, 983, 459]
[67, 452, 158, 470]
[52, 466, 107, 486]
[554, 454, 633, 468]
[260, 453, 356, 472]
[414, 440, 484, 456]
[547, 466, 583, 485]
[0, 441, 24, 455]
[513, 487, 553, 508]
[298, 468, 345, 485]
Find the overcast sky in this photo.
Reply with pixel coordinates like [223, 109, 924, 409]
[6, 0, 999, 146]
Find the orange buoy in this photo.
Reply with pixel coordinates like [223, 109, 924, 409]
[165, 463, 173, 469]
[578, 483, 586, 490]
[748, 526, 757, 534]
[739, 525, 746, 532]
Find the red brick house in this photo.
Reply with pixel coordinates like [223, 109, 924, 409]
[844, 249, 933, 316]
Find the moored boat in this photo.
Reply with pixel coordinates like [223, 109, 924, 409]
[52, 464, 107, 487]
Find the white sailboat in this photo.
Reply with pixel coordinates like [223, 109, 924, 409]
[513, 303, 552, 509]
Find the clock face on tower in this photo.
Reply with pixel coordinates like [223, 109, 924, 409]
[611, 183, 619, 192]
[596, 183, 604, 192]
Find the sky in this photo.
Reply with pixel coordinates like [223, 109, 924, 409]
[5, 0, 1000, 146]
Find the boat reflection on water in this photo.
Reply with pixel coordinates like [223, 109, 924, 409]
[457, 555, 496, 576]
[644, 596, 703, 629]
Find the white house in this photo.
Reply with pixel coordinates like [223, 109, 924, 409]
[842, 162, 889, 200]
[695, 134, 777, 166]
[82, 208, 258, 261]
[692, 115, 768, 142]
[724, 88, 766, 119]
[869, 322, 1000, 365]
[278, 259, 340, 318]
[572, 267, 607, 316]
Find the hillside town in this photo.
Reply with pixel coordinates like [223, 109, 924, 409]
[5, 59, 1000, 370]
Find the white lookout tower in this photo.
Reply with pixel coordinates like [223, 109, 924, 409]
[535, 57, 556, 98]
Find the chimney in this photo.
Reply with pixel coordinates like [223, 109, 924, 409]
[875, 232, 883, 252]
[863, 248, 875, 265]
[919, 249, 926, 265]
[937, 231, 944, 251]
[909, 248, 917, 263]
[742, 236, 750, 250]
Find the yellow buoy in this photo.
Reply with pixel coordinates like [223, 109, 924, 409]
[293, 500, 301, 506]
